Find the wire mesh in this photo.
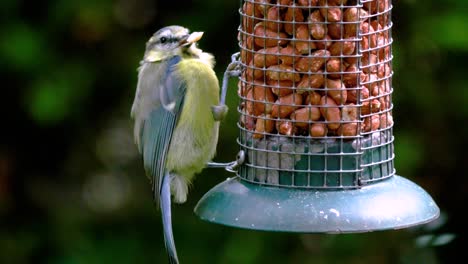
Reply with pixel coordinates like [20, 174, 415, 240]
[237, 0, 394, 189]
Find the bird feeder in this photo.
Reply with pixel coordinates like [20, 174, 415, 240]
[195, 0, 439, 233]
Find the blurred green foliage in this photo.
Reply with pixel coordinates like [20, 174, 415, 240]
[0, 0, 466, 263]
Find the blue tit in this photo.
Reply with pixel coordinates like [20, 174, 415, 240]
[131, 25, 223, 264]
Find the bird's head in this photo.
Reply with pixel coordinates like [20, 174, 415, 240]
[143, 26, 204, 63]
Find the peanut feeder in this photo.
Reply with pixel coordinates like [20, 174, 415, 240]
[195, 0, 439, 233]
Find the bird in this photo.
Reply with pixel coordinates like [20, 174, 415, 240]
[131, 25, 226, 264]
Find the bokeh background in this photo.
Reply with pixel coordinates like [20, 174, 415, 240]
[1, 0, 466, 263]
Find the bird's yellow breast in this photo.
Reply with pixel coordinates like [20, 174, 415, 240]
[165, 58, 220, 179]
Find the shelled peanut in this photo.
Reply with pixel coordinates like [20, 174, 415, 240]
[239, 0, 393, 138]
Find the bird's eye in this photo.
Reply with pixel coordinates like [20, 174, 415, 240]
[160, 37, 167, 44]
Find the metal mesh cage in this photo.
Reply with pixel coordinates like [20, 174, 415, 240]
[237, 0, 394, 188]
[196, 0, 438, 233]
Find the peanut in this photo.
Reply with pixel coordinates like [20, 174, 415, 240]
[293, 24, 316, 54]
[319, 0, 342, 22]
[254, 23, 289, 48]
[291, 106, 321, 128]
[284, 5, 304, 35]
[379, 95, 391, 110]
[304, 91, 322, 106]
[297, 0, 318, 7]
[326, 58, 344, 79]
[342, 103, 358, 121]
[362, 114, 380, 132]
[342, 63, 360, 87]
[279, 45, 297, 65]
[295, 49, 330, 72]
[245, 81, 275, 116]
[238, 80, 249, 97]
[320, 96, 341, 130]
[240, 48, 253, 65]
[344, 7, 359, 38]
[308, 10, 326, 40]
[325, 78, 347, 104]
[379, 112, 394, 128]
[329, 40, 356, 56]
[242, 16, 256, 34]
[362, 53, 378, 73]
[242, 2, 261, 33]
[297, 72, 324, 94]
[240, 110, 256, 131]
[245, 61, 265, 81]
[315, 34, 333, 50]
[364, 0, 389, 15]
[244, 35, 255, 50]
[381, 78, 391, 94]
[253, 47, 281, 68]
[329, 0, 348, 5]
[268, 79, 294, 97]
[265, 6, 283, 32]
[346, 86, 369, 104]
[361, 23, 377, 51]
[364, 73, 380, 96]
[243, 2, 258, 17]
[254, 0, 272, 16]
[310, 123, 327, 137]
[378, 31, 391, 60]
[266, 64, 301, 82]
[272, 93, 303, 118]
[278, 0, 293, 6]
[338, 122, 358, 136]
[327, 23, 342, 40]
[361, 99, 381, 115]
[277, 120, 296, 136]
[253, 114, 275, 139]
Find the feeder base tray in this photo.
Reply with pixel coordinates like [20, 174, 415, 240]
[194, 176, 439, 233]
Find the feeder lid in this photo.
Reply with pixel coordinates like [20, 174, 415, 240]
[194, 175, 439, 233]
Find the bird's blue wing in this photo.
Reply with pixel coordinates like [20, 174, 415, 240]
[133, 55, 186, 264]
[135, 55, 186, 264]
[139, 56, 186, 205]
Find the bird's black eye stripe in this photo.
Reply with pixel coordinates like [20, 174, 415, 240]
[158, 37, 177, 44]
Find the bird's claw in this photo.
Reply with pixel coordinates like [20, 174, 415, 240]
[227, 69, 242, 78]
[216, 52, 241, 121]
[211, 104, 228, 121]
[225, 52, 242, 77]
[205, 150, 245, 173]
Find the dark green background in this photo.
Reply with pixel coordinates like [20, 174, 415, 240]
[0, 0, 466, 263]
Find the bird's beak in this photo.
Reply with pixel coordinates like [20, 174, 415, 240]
[179, 32, 204, 46]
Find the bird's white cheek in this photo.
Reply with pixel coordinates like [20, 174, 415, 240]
[144, 50, 160, 62]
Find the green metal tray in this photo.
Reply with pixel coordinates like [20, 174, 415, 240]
[194, 175, 439, 233]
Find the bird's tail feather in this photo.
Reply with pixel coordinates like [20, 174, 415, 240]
[161, 172, 179, 264]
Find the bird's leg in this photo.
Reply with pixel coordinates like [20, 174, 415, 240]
[205, 150, 245, 173]
[206, 161, 237, 168]
[211, 52, 242, 122]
